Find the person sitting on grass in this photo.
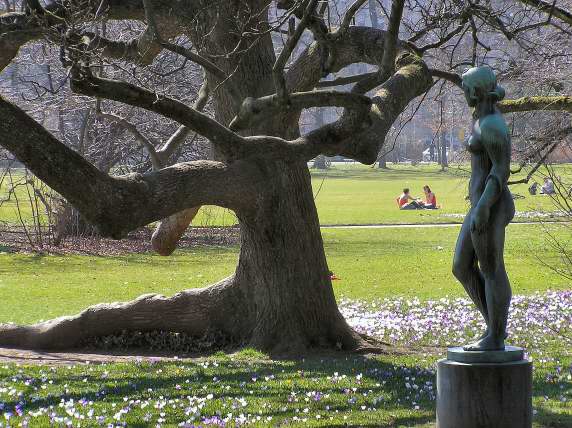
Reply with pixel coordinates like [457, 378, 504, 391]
[540, 177, 555, 195]
[397, 188, 424, 210]
[422, 185, 438, 209]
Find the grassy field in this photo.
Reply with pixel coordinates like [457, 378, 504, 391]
[1, 164, 569, 226]
[0, 348, 568, 428]
[312, 163, 568, 225]
[0, 224, 569, 325]
[0, 226, 570, 427]
[0, 165, 570, 427]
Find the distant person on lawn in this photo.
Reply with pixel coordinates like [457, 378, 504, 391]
[422, 185, 438, 209]
[398, 188, 424, 210]
[540, 177, 555, 195]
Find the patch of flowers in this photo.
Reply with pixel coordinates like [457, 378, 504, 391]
[340, 291, 572, 350]
[0, 292, 568, 427]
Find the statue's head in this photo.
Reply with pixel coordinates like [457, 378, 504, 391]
[461, 66, 505, 107]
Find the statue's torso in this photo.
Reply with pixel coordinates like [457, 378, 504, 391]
[467, 115, 515, 218]
[467, 124, 491, 207]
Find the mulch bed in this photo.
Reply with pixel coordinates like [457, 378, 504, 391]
[0, 226, 240, 255]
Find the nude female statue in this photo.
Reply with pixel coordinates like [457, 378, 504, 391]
[452, 66, 515, 351]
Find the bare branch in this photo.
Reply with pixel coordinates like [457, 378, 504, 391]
[286, 26, 415, 94]
[0, 95, 261, 238]
[380, 0, 406, 73]
[158, 78, 210, 163]
[418, 22, 467, 53]
[160, 41, 228, 81]
[338, 0, 369, 37]
[352, 0, 406, 95]
[0, 1, 149, 71]
[514, 0, 572, 26]
[429, 71, 572, 114]
[229, 91, 372, 132]
[25, 0, 45, 15]
[69, 70, 243, 154]
[69, 31, 162, 66]
[508, 142, 560, 185]
[273, 0, 319, 101]
[317, 72, 378, 88]
[303, 57, 433, 163]
[430, 68, 463, 87]
[96, 111, 163, 169]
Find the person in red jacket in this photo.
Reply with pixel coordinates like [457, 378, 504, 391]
[422, 185, 438, 209]
[397, 188, 424, 210]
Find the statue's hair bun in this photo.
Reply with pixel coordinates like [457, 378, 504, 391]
[462, 66, 506, 103]
[490, 85, 506, 102]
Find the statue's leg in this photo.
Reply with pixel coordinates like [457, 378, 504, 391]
[452, 214, 489, 332]
[464, 213, 511, 351]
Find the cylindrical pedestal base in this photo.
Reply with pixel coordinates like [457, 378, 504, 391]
[437, 359, 532, 428]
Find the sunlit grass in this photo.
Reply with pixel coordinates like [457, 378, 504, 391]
[0, 224, 569, 324]
[2, 164, 569, 226]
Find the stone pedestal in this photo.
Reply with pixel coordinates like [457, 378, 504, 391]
[436, 347, 532, 428]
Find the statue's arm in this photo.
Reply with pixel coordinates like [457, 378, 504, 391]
[471, 116, 511, 233]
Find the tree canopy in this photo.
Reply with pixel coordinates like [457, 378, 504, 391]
[0, 0, 570, 353]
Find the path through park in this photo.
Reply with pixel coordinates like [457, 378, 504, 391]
[321, 221, 548, 229]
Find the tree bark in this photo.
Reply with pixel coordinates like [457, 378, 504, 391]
[234, 161, 365, 352]
[440, 100, 448, 170]
[0, 1, 431, 354]
[0, 160, 368, 353]
[151, 207, 201, 256]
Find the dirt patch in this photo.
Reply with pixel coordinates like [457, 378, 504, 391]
[0, 345, 445, 366]
[0, 226, 240, 255]
[0, 347, 222, 365]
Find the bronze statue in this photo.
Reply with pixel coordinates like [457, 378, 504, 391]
[453, 66, 515, 351]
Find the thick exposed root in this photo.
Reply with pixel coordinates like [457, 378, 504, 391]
[247, 310, 379, 356]
[0, 277, 239, 351]
[151, 207, 200, 256]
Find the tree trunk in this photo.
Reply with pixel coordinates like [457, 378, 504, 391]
[378, 153, 388, 168]
[151, 207, 200, 256]
[0, 160, 367, 353]
[234, 160, 363, 352]
[311, 109, 329, 169]
[441, 135, 448, 170]
[440, 100, 448, 170]
[0, 10, 369, 350]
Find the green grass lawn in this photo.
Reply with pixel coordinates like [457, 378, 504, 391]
[0, 227, 569, 427]
[0, 166, 570, 427]
[0, 349, 568, 428]
[0, 224, 569, 325]
[312, 163, 568, 225]
[0, 338, 569, 427]
[2, 164, 569, 226]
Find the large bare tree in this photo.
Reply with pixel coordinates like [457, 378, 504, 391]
[0, 0, 571, 352]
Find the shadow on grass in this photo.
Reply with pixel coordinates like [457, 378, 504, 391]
[0, 349, 568, 426]
[533, 406, 572, 428]
[532, 374, 572, 428]
[0, 353, 438, 425]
